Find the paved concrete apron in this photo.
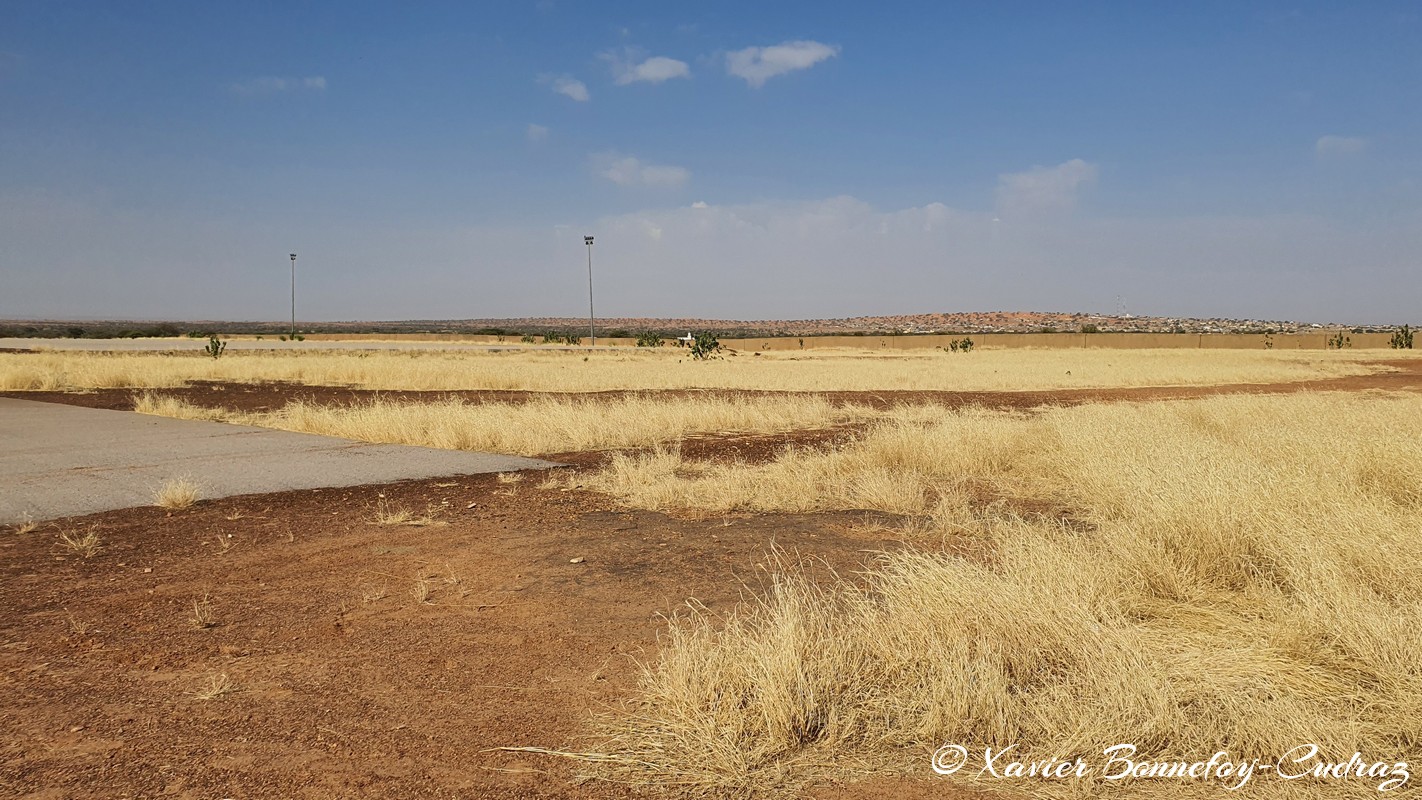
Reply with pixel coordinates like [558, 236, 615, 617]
[0, 398, 560, 524]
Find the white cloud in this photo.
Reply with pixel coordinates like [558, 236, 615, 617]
[594, 153, 690, 188]
[725, 40, 840, 87]
[601, 49, 691, 85]
[1315, 135, 1367, 157]
[230, 76, 327, 95]
[995, 159, 1098, 217]
[526, 123, 550, 142]
[541, 74, 590, 102]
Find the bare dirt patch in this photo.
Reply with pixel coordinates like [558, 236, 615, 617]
[0, 468, 947, 798]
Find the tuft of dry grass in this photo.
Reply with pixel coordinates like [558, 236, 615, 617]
[192, 672, 239, 700]
[62, 608, 90, 637]
[189, 593, 217, 629]
[57, 528, 101, 558]
[496, 471, 524, 484]
[411, 576, 434, 604]
[12, 515, 38, 535]
[153, 476, 201, 510]
[370, 499, 448, 527]
[580, 391, 1422, 796]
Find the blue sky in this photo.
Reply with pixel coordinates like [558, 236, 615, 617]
[2, 1, 1419, 323]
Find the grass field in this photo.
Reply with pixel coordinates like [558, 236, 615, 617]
[135, 391, 876, 456]
[0, 346, 1400, 393]
[577, 391, 1422, 796]
[13, 345, 1422, 798]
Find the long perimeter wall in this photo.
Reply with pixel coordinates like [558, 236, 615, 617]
[723, 332, 1397, 350]
[301, 331, 1402, 350]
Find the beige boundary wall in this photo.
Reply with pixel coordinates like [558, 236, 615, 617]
[722, 332, 1398, 351]
[301, 331, 1399, 350]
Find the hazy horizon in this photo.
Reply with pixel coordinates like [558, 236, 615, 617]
[3, 3, 1420, 324]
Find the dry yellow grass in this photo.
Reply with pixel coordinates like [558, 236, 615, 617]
[192, 672, 239, 701]
[578, 392, 1422, 797]
[152, 476, 201, 510]
[57, 528, 102, 558]
[0, 346, 1396, 393]
[137, 392, 868, 456]
[370, 499, 448, 527]
[190, 593, 217, 629]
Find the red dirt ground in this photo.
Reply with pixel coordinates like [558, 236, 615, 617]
[3, 362, 1419, 798]
[2, 473, 946, 799]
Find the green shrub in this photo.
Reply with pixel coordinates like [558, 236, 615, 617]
[1391, 325, 1414, 350]
[565, 332, 581, 346]
[203, 335, 226, 359]
[520, 333, 537, 344]
[541, 332, 563, 344]
[689, 332, 722, 360]
[1327, 332, 1352, 349]
[636, 331, 664, 348]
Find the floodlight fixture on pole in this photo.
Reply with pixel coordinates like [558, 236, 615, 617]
[289, 253, 297, 339]
[584, 236, 595, 346]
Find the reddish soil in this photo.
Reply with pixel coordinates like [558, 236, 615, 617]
[4, 363, 1419, 798]
[1, 472, 949, 798]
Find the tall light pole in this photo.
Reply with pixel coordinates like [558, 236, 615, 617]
[584, 236, 595, 346]
[289, 253, 297, 339]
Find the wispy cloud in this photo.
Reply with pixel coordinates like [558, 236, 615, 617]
[601, 48, 691, 85]
[526, 123, 550, 142]
[725, 40, 839, 88]
[1315, 135, 1367, 157]
[594, 153, 690, 188]
[541, 74, 590, 102]
[230, 75, 326, 95]
[996, 159, 1098, 217]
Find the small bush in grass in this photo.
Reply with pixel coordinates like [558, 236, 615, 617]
[636, 331, 664, 348]
[1391, 325, 1413, 350]
[689, 332, 722, 360]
